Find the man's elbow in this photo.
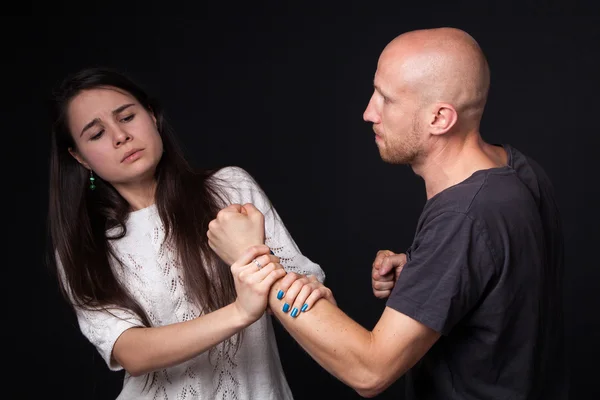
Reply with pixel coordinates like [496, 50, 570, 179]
[354, 382, 388, 398]
[350, 370, 391, 398]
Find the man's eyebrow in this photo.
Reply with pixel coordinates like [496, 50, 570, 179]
[374, 84, 391, 98]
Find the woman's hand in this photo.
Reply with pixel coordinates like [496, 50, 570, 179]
[272, 273, 336, 318]
[232, 245, 287, 325]
[208, 203, 266, 266]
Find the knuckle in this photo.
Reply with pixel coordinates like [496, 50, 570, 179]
[288, 281, 300, 293]
[298, 277, 309, 285]
[295, 278, 308, 288]
[287, 272, 299, 280]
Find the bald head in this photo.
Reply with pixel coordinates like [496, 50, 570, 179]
[379, 27, 490, 128]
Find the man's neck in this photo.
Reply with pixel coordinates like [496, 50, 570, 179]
[412, 133, 504, 200]
[481, 140, 509, 166]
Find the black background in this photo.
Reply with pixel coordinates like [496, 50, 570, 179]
[6, 7, 600, 400]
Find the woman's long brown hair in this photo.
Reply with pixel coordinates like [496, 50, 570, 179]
[46, 67, 241, 362]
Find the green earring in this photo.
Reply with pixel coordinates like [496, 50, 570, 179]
[89, 170, 96, 190]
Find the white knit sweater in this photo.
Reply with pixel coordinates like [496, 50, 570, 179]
[65, 166, 324, 400]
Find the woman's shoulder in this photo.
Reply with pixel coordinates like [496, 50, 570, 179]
[209, 165, 263, 192]
[208, 166, 269, 207]
[210, 165, 255, 183]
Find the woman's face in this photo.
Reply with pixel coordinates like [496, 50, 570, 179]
[67, 87, 164, 188]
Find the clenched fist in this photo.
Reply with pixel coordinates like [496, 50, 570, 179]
[371, 250, 407, 299]
[208, 203, 267, 265]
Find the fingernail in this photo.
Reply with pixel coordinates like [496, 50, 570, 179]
[277, 290, 284, 300]
[301, 304, 308, 312]
[282, 303, 290, 313]
[291, 308, 299, 318]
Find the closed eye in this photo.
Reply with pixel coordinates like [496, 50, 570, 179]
[90, 130, 104, 141]
[121, 114, 135, 123]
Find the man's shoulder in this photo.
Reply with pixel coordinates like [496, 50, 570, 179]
[426, 167, 526, 216]
[505, 143, 559, 205]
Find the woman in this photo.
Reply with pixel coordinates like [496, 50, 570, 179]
[46, 67, 327, 399]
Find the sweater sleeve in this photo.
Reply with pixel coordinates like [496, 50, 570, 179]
[211, 166, 326, 283]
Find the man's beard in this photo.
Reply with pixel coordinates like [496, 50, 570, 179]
[377, 117, 422, 165]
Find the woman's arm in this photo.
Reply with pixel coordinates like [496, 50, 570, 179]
[210, 166, 326, 282]
[113, 302, 247, 376]
[113, 248, 284, 376]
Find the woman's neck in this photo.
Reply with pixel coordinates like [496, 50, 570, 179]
[114, 179, 158, 211]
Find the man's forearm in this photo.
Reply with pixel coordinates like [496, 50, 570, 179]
[267, 282, 381, 394]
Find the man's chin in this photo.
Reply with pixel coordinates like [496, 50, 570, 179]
[379, 150, 412, 165]
[376, 145, 393, 162]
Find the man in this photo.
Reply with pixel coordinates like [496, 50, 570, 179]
[208, 27, 567, 399]
[370, 143, 568, 399]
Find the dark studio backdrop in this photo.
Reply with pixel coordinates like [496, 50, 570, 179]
[5, 8, 600, 400]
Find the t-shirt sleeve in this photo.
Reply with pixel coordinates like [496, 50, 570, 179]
[55, 254, 144, 371]
[386, 211, 497, 335]
[212, 166, 326, 283]
[74, 306, 144, 371]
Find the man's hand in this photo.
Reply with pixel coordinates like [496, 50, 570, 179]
[208, 203, 266, 265]
[372, 250, 407, 299]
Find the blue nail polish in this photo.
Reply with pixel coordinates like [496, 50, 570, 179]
[301, 304, 308, 312]
[277, 290, 284, 300]
[291, 308, 299, 318]
[282, 303, 290, 313]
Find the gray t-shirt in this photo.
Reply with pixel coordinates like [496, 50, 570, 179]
[387, 150, 566, 399]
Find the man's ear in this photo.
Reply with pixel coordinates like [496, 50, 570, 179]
[68, 147, 91, 170]
[429, 103, 458, 136]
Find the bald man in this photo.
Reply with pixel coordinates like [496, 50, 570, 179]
[208, 28, 567, 399]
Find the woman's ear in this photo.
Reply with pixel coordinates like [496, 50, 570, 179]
[148, 107, 157, 127]
[68, 147, 91, 170]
